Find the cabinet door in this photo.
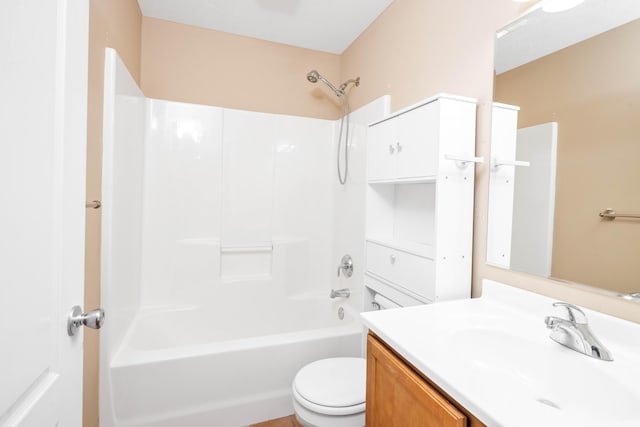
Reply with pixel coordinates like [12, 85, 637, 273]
[366, 334, 466, 427]
[367, 119, 397, 181]
[396, 102, 440, 180]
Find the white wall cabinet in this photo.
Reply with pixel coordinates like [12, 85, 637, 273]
[365, 94, 478, 305]
[368, 101, 440, 182]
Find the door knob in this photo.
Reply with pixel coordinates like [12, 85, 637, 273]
[67, 306, 105, 336]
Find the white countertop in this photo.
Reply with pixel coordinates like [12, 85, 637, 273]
[361, 280, 640, 427]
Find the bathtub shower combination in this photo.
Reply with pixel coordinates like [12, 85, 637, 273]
[109, 282, 362, 427]
[100, 49, 388, 426]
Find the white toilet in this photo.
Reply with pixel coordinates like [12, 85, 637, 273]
[292, 357, 366, 427]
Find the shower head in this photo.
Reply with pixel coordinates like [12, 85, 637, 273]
[307, 70, 319, 83]
[305, 69, 341, 96]
[306, 69, 360, 98]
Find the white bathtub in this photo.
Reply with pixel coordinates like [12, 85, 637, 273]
[106, 291, 363, 427]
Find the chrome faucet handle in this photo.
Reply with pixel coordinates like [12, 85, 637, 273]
[552, 301, 588, 324]
[337, 254, 353, 278]
[330, 288, 351, 299]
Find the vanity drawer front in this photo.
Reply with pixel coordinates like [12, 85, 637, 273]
[366, 242, 435, 300]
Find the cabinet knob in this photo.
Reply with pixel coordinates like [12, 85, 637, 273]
[388, 144, 395, 155]
[396, 142, 402, 152]
[389, 254, 396, 264]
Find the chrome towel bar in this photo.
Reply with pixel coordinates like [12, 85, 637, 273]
[619, 292, 640, 302]
[599, 208, 640, 220]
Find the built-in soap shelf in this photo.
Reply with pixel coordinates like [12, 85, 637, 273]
[368, 175, 437, 185]
[220, 242, 273, 280]
[172, 239, 277, 281]
[365, 237, 434, 259]
[220, 244, 273, 253]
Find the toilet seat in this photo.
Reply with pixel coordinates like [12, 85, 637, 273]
[293, 357, 366, 416]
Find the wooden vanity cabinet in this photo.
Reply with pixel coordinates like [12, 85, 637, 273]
[366, 333, 486, 427]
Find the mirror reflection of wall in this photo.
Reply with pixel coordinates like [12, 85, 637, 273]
[489, 1, 640, 296]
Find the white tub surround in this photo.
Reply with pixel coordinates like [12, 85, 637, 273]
[101, 49, 146, 361]
[100, 49, 389, 427]
[140, 101, 337, 305]
[361, 280, 640, 427]
[331, 96, 391, 309]
[100, 48, 147, 427]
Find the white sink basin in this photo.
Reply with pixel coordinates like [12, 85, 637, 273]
[448, 327, 640, 423]
[361, 280, 640, 427]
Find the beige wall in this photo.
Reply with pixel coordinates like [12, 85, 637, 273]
[85, 1, 142, 426]
[341, 0, 640, 323]
[495, 19, 640, 294]
[140, 17, 342, 120]
[342, 0, 514, 113]
[85, 6, 640, 422]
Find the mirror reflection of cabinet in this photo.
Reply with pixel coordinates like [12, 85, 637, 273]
[489, 1, 640, 296]
[487, 103, 558, 277]
[365, 94, 478, 305]
[487, 103, 519, 269]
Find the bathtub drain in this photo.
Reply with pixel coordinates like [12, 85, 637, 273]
[338, 306, 344, 320]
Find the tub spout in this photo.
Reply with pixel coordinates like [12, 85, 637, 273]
[330, 288, 350, 299]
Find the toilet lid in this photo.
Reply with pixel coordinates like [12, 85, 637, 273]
[294, 357, 366, 408]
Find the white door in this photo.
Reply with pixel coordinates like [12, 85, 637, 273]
[511, 122, 558, 277]
[0, 1, 89, 426]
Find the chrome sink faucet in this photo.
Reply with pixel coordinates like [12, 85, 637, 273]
[544, 302, 613, 361]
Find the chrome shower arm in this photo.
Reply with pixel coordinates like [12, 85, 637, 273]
[338, 77, 360, 93]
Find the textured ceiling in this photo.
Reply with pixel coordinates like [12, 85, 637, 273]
[138, 0, 395, 54]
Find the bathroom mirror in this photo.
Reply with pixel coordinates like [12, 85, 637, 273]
[487, 0, 640, 297]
